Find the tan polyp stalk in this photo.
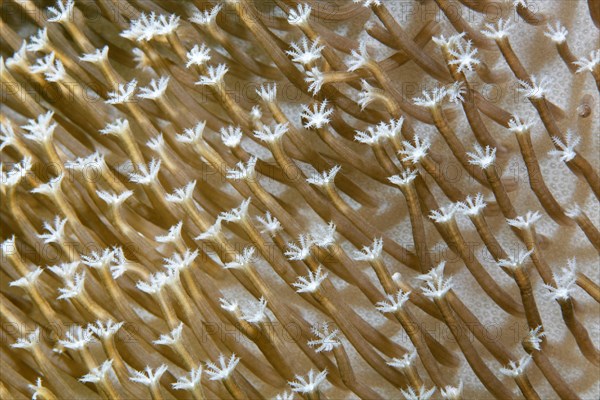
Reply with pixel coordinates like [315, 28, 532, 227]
[397, 182, 432, 272]
[392, 305, 447, 388]
[314, 126, 387, 185]
[390, 275, 445, 323]
[557, 298, 600, 366]
[310, 288, 409, 388]
[511, 266, 544, 332]
[301, 255, 411, 365]
[146, 383, 164, 400]
[372, 142, 401, 176]
[513, 129, 571, 225]
[21, 284, 60, 326]
[236, 218, 296, 284]
[321, 182, 419, 272]
[445, 291, 515, 365]
[367, 257, 396, 295]
[46, 188, 101, 246]
[440, 218, 524, 316]
[514, 374, 541, 400]
[231, 0, 380, 124]
[522, 338, 582, 400]
[494, 37, 600, 199]
[522, 227, 600, 363]
[35, 386, 60, 400]
[520, 227, 555, 285]
[367, 61, 434, 123]
[5, 189, 40, 244]
[433, 295, 516, 400]
[266, 137, 419, 269]
[111, 124, 144, 168]
[220, 375, 249, 400]
[515, 2, 546, 25]
[312, 245, 388, 308]
[53, 78, 106, 129]
[555, 41, 578, 73]
[193, 22, 280, 80]
[146, 180, 178, 224]
[78, 347, 120, 400]
[28, 345, 95, 400]
[97, 266, 157, 340]
[440, 50, 501, 150]
[187, 260, 294, 385]
[414, 156, 466, 202]
[241, 267, 345, 389]
[581, 62, 600, 91]
[192, 63, 251, 129]
[429, 105, 490, 187]
[227, 306, 294, 382]
[266, 102, 376, 207]
[74, 289, 115, 322]
[475, 60, 509, 84]
[571, 209, 600, 252]
[371, 4, 450, 82]
[99, 336, 132, 391]
[97, 379, 122, 400]
[480, 164, 526, 240]
[576, 273, 600, 303]
[467, 211, 509, 263]
[332, 343, 382, 399]
[434, 0, 495, 49]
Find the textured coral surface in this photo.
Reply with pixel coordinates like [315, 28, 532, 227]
[1, 0, 599, 399]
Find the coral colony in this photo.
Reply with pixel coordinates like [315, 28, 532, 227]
[1, 0, 600, 399]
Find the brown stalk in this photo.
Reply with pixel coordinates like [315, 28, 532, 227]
[522, 332, 582, 400]
[568, 207, 600, 252]
[519, 226, 556, 286]
[555, 41, 579, 74]
[494, 36, 600, 199]
[515, 3, 547, 25]
[445, 291, 515, 365]
[434, 217, 524, 316]
[514, 374, 541, 400]
[370, 4, 451, 82]
[429, 104, 490, 187]
[241, 267, 346, 389]
[434, 0, 496, 49]
[319, 179, 423, 272]
[439, 48, 502, 151]
[433, 294, 516, 400]
[309, 287, 409, 388]
[263, 135, 419, 269]
[464, 209, 509, 263]
[389, 304, 448, 388]
[227, 0, 385, 124]
[478, 163, 525, 242]
[510, 266, 545, 332]
[330, 342, 382, 399]
[556, 297, 600, 366]
[413, 156, 468, 203]
[313, 125, 389, 185]
[366, 61, 435, 124]
[393, 179, 432, 272]
[576, 272, 600, 303]
[364, 257, 458, 367]
[264, 98, 377, 207]
[512, 126, 572, 225]
[300, 254, 412, 369]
